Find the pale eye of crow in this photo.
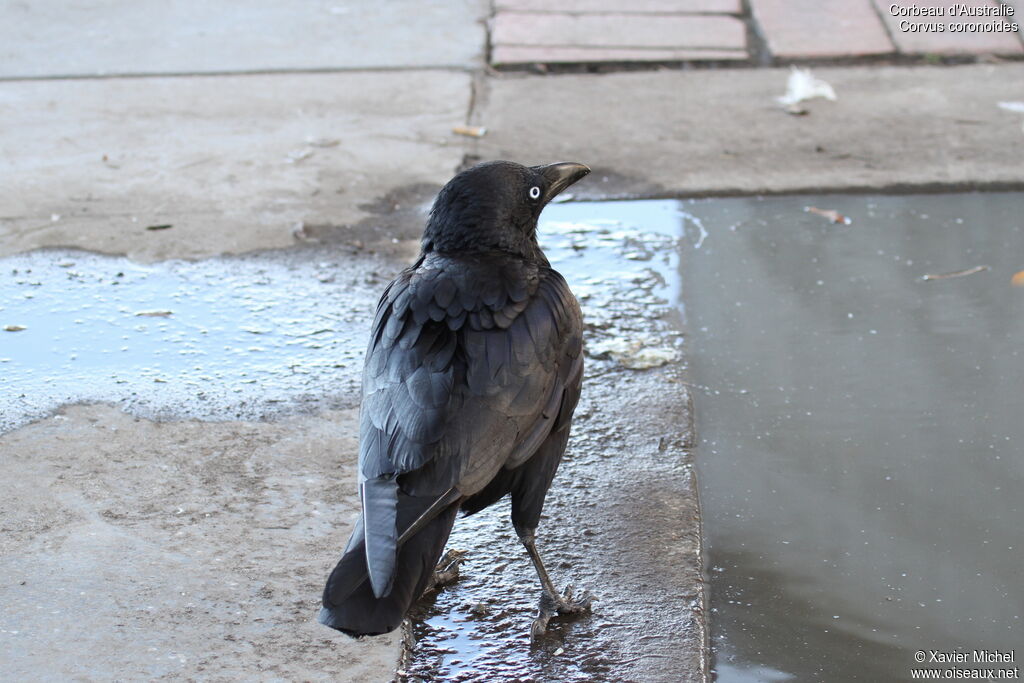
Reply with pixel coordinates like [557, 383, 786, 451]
[529, 186, 541, 200]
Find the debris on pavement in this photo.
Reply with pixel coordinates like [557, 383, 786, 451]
[1011, 270, 1024, 287]
[678, 209, 710, 248]
[4, 325, 27, 332]
[285, 148, 314, 164]
[291, 221, 319, 243]
[306, 137, 341, 148]
[777, 67, 837, 114]
[997, 101, 1024, 133]
[922, 265, 990, 281]
[452, 125, 487, 138]
[805, 206, 852, 225]
[145, 224, 173, 231]
[588, 337, 678, 370]
[134, 310, 173, 317]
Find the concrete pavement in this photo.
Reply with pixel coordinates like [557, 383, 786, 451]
[1, 71, 470, 261]
[5, 63, 1023, 261]
[474, 64, 1024, 197]
[2, 1, 1023, 681]
[0, 0, 488, 77]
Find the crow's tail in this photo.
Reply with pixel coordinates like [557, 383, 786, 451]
[318, 499, 459, 637]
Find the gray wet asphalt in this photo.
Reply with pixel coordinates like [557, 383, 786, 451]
[680, 192, 1023, 681]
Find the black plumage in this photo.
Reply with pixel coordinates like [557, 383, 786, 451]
[319, 160, 592, 639]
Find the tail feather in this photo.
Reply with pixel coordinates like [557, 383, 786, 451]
[319, 500, 459, 637]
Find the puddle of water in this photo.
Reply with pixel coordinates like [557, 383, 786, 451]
[0, 249, 382, 433]
[543, 198, 684, 302]
[679, 192, 1024, 680]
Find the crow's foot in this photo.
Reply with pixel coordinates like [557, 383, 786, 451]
[530, 584, 593, 641]
[424, 549, 466, 594]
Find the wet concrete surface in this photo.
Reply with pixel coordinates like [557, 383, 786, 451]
[402, 202, 704, 682]
[0, 244, 411, 680]
[13, 190, 1018, 680]
[678, 192, 1023, 681]
[0, 202, 705, 681]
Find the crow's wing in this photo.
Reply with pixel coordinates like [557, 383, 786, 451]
[356, 252, 582, 597]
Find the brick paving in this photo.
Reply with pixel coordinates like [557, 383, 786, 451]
[751, 0, 895, 58]
[492, 44, 747, 64]
[489, 0, 1024, 67]
[495, 0, 741, 12]
[491, 12, 747, 65]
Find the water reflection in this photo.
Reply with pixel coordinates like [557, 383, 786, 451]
[0, 250, 378, 433]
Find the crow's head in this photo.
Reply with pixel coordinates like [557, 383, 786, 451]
[422, 160, 590, 259]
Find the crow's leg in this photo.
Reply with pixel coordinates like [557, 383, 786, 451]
[423, 549, 466, 595]
[508, 427, 592, 640]
[515, 525, 593, 640]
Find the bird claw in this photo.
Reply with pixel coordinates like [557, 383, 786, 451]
[426, 549, 466, 594]
[560, 584, 594, 613]
[530, 583, 594, 642]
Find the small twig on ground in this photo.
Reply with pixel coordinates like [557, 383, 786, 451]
[922, 265, 990, 281]
[805, 206, 851, 225]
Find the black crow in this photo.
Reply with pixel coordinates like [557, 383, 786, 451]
[318, 160, 592, 640]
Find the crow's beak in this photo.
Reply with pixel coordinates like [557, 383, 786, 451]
[535, 162, 591, 204]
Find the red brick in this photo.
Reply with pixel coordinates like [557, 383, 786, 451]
[750, 0, 895, 58]
[495, 0, 742, 13]
[491, 12, 747, 52]
[874, 0, 1023, 54]
[492, 45, 748, 64]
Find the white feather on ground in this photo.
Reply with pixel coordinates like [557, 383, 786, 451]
[777, 67, 838, 107]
